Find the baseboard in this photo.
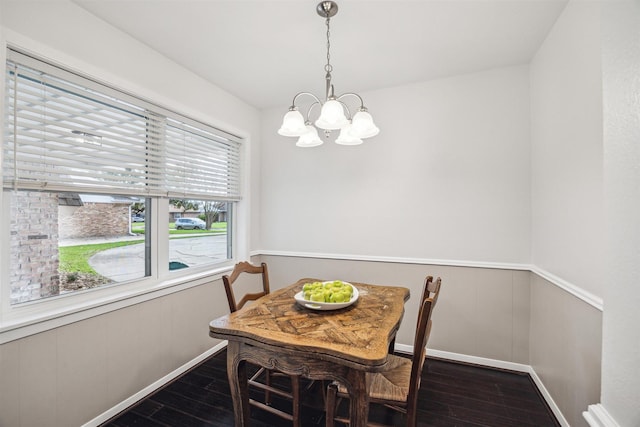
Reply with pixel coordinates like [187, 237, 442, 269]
[527, 362, 570, 427]
[583, 404, 621, 427]
[425, 348, 532, 373]
[397, 345, 570, 427]
[82, 341, 228, 427]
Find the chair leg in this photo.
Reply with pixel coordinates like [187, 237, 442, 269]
[388, 337, 396, 354]
[264, 369, 272, 405]
[326, 383, 338, 427]
[291, 375, 301, 427]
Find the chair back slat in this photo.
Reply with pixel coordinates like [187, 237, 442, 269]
[418, 276, 432, 307]
[427, 276, 441, 307]
[420, 275, 441, 308]
[222, 261, 270, 312]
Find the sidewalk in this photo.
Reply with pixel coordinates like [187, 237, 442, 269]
[83, 234, 229, 282]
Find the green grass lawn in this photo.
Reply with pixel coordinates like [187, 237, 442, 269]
[59, 240, 144, 274]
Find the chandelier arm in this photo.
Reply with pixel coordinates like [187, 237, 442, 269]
[334, 99, 354, 120]
[304, 101, 322, 123]
[290, 91, 322, 108]
[336, 92, 366, 110]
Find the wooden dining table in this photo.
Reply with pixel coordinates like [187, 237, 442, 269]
[209, 278, 410, 427]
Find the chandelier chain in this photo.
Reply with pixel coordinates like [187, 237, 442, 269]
[325, 17, 332, 73]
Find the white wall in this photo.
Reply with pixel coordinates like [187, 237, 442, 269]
[530, 0, 604, 298]
[261, 66, 531, 265]
[599, 1, 640, 426]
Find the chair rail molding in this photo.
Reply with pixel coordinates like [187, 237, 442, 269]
[583, 404, 621, 427]
[254, 250, 604, 311]
[255, 249, 530, 271]
[530, 265, 603, 311]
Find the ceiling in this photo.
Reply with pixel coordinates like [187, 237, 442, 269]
[73, 0, 568, 110]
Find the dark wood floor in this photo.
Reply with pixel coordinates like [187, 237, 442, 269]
[101, 349, 560, 427]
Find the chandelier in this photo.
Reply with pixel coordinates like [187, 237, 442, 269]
[278, 1, 379, 147]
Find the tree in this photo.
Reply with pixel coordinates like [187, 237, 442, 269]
[169, 199, 199, 215]
[131, 202, 145, 216]
[202, 201, 225, 230]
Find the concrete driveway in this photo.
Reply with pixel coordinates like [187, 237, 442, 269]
[87, 234, 229, 282]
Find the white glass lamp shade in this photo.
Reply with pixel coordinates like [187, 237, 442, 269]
[350, 110, 380, 139]
[335, 124, 363, 145]
[278, 110, 307, 137]
[296, 125, 324, 147]
[315, 99, 349, 130]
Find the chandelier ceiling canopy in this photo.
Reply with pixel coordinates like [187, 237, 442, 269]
[278, 1, 379, 148]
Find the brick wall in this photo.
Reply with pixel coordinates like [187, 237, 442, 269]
[59, 203, 131, 239]
[9, 190, 60, 304]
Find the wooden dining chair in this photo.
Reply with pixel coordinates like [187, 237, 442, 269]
[222, 261, 302, 426]
[387, 275, 441, 354]
[325, 277, 441, 427]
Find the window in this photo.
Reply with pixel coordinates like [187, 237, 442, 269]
[8, 191, 149, 304]
[3, 48, 241, 305]
[169, 199, 232, 270]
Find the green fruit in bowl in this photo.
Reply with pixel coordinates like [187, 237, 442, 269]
[301, 280, 355, 303]
[303, 282, 322, 292]
[332, 292, 349, 303]
[310, 292, 325, 302]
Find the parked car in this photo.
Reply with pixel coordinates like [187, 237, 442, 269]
[131, 215, 145, 222]
[174, 218, 206, 230]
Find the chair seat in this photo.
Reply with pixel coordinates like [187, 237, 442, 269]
[336, 354, 412, 402]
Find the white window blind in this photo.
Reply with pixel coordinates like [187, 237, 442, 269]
[3, 49, 242, 200]
[164, 117, 241, 199]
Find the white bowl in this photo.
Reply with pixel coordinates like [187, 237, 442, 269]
[294, 282, 359, 311]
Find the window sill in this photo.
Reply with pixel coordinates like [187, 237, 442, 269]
[0, 264, 233, 344]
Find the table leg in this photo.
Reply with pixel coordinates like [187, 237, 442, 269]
[227, 341, 250, 427]
[347, 369, 369, 427]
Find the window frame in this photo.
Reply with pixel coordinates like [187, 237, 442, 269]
[0, 47, 245, 340]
